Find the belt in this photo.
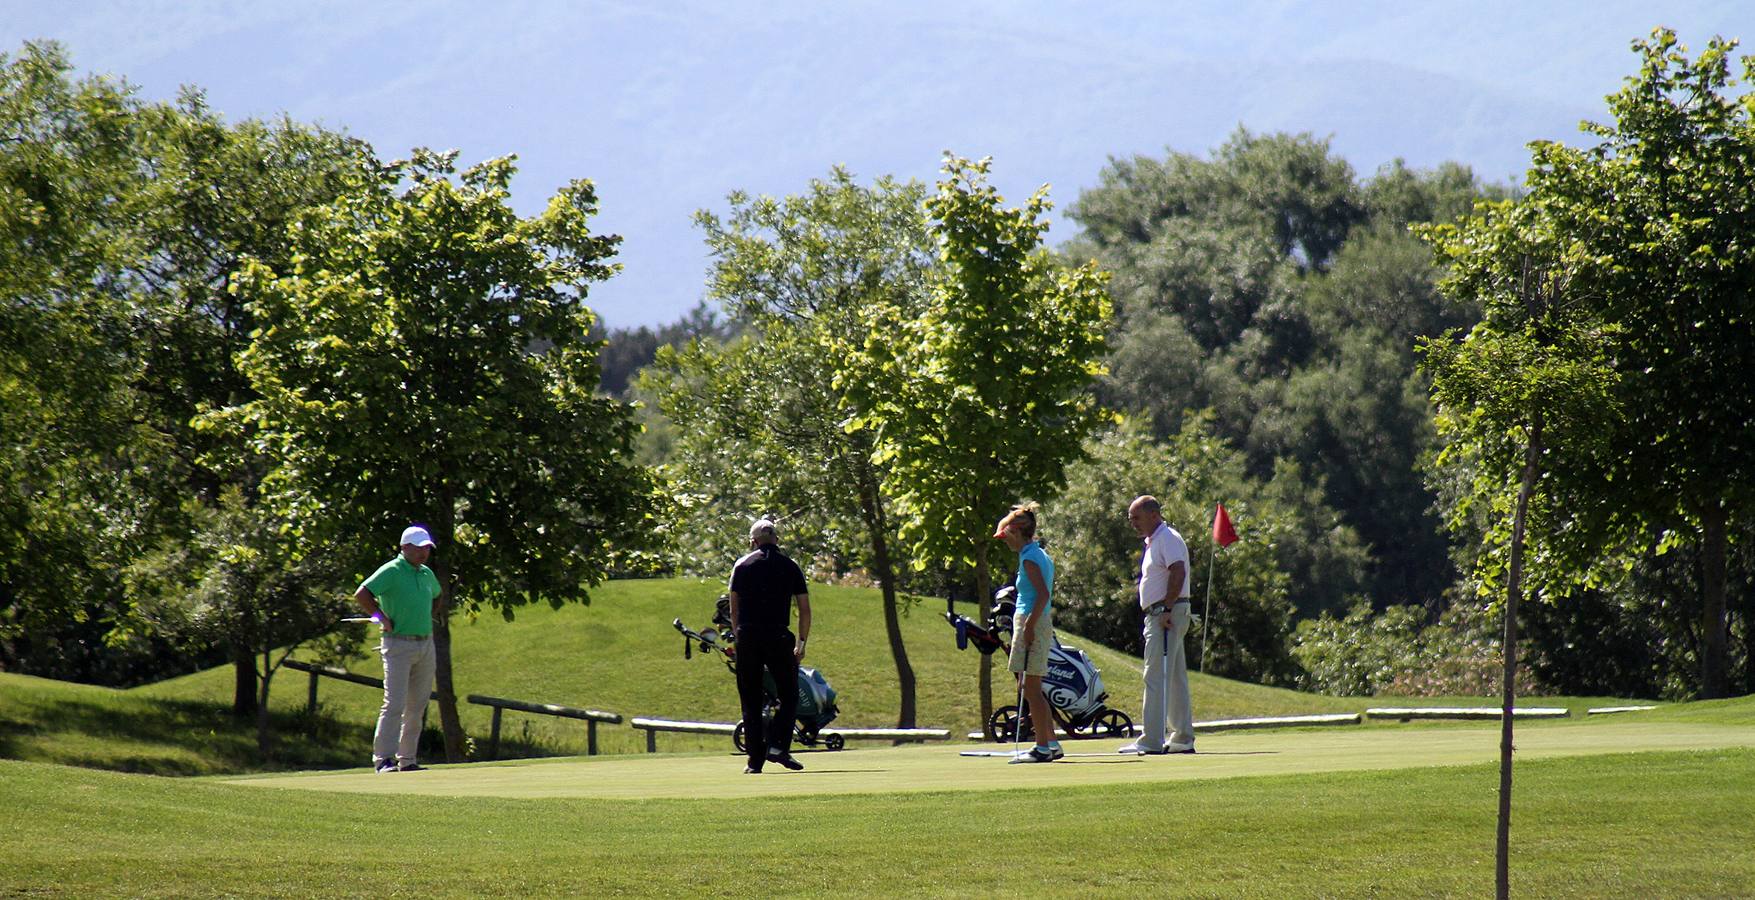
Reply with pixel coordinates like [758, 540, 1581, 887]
[385, 633, 430, 642]
[1143, 599, 1191, 615]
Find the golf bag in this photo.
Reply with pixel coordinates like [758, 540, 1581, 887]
[943, 586, 1133, 742]
[673, 598, 844, 752]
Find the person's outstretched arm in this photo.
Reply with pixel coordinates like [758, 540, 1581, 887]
[794, 593, 811, 662]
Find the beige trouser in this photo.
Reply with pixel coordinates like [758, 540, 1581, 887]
[374, 634, 435, 765]
[1140, 603, 1194, 748]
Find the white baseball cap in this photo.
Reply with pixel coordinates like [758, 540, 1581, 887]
[400, 525, 436, 548]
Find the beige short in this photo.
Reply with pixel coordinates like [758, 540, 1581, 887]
[1008, 614, 1052, 677]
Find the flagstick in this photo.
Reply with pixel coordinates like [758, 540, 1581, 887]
[1200, 543, 1217, 672]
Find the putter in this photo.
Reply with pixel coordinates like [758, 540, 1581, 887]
[1013, 678, 1025, 758]
[1163, 614, 1173, 746]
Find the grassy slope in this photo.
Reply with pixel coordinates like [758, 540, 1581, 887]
[141, 578, 1638, 754]
[4, 744, 1754, 897]
[0, 672, 364, 775]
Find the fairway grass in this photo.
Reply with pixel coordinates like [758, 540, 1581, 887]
[6, 741, 1753, 897]
[224, 718, 1755, 801]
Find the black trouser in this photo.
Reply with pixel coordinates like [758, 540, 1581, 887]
[734, 628, 797, 769]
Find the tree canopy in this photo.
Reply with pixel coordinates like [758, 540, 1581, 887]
[213, 149, 655, 756]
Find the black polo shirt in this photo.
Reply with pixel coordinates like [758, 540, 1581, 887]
[729, 544, 807, 632]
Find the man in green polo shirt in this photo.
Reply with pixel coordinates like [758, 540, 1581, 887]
[354, 525, 444, 772]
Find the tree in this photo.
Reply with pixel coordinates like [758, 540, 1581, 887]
[1518, 30, 1755, 698]
[1429, 30, 1755, 702]
[0, 42, 157, 675]
[214, 149, 655, 762]
[593, 302, 733, 398]
[1421, 187, 1621, 900]
[842, 154, 1113, 719]
[0, 42, 376, 702]
[1046, 416, 1340, 685]
[647, 169, 936, 726]
[127, 489, 354, 755]
[126, 95, 372, 715]
[1066, 131, 1505, 613]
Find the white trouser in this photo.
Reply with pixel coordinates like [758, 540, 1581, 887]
[374, 635, 436, 765]
[1140, 603, 1194, 749]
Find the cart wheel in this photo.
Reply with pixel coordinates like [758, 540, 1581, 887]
[733, 720, 748, 753]
[825, 733, 845, 751]
[1094, 709, 1133, 737]
[989, 705, 1024, 740]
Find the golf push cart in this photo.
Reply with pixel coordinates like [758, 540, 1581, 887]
[944, 586, 1133, 743]
[671, 595, 844, 752]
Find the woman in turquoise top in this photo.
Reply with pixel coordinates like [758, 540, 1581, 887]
[993, 503, 1062, 763]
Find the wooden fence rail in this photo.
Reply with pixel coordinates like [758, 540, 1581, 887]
[465, 695, 623, 759]
[283, 658, 438, 715]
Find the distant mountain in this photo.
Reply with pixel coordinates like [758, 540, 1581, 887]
[3, 0, 1738, 325]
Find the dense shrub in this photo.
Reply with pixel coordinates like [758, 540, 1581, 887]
[1293, 600, 1536, 697]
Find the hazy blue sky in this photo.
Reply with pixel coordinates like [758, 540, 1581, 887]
[4, 1, 1745, 327]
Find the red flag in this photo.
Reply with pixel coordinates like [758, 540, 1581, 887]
[1212, 502, 1239, 548]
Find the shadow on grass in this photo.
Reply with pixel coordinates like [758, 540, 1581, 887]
[3, 694, 716, 776]
[0, 694, 376, 776]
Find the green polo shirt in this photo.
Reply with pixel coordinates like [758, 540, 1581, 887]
[361, 556, 442, 636]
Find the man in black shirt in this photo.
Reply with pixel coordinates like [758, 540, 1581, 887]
[728, 518, 813, 774]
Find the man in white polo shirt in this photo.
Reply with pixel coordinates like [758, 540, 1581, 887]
[1119, 495, 1195, 755]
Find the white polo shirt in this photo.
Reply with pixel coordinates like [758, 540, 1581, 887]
[1138, 520, 1190, 609]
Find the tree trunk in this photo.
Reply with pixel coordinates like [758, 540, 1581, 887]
[858, 474, 915, 730]
[431, 609, 467, 762]
[428, 492, 467, 763]
[231, 644, 258, 718]
[255, 648, 275, 760]
[974, 540, 993, 729]
[1744, 575, 1755, 697]
[1498, 412, 1542, 900]
[1698, 500, 1729, 699]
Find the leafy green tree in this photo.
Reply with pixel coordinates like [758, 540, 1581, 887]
[1420, 173, 1623, 900]
[1524, 30, 1755, 698]
[126, 96, 371, 715]
[0, 42, 153, 672]
[1047, 416, 1342, 685]
[1427, 30, 1755, 700]
[1241, 331, 1448, 607]
[126, 489, 354, 755]
[647, 169, 936, 726]
[1067, 131, 1505, 613]
[841, 154, 1113, 718]
[214, 149, 654, 761]
[0, 43, 376, 703]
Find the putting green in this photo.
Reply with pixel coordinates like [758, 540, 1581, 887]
[227, 718, 1755, 800]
